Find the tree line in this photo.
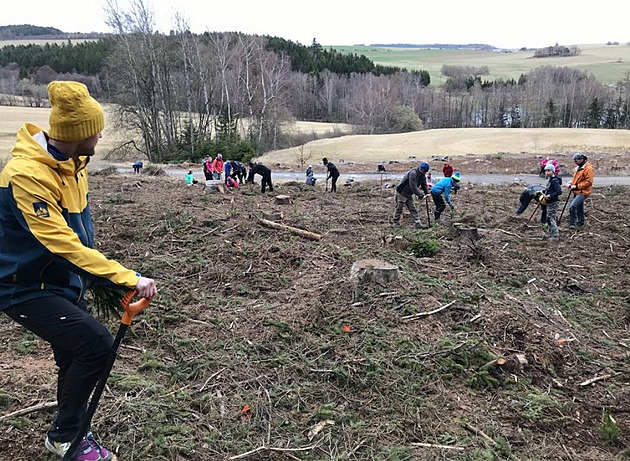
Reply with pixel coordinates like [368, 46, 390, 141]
[0, 5, 629, 163]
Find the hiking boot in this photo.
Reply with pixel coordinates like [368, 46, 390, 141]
[45, 437, 102, 460]
[414, 223, 428, 230]
[86, 431, 115, 461]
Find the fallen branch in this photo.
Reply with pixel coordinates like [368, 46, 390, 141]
[258, 218, 322, 241]
[0, 401, 58, 421]
[494, 228, 522, 238]
[229, 443, 319, 460]
[462, 423, 498, 446]
[579, 374, 613, 387]
[402, 300, 456, 321]
[411, 442, 464, 451]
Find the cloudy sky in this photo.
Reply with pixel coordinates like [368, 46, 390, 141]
[3, 0, 629, 49]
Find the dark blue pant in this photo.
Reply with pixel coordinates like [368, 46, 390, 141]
[432, 193, 446, 220]
[569, 194, 587, 226]
[329, 174, 339, 192]
[3, 296, 113, 442]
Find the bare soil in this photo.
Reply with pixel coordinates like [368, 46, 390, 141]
[270, 152, 630, 177]
[0, 168, 629, 461]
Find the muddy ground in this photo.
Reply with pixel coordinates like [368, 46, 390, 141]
[269, 152, 630, 177]
[0, 165, 629, 460]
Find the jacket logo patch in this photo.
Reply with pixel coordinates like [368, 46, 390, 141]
[33, 202, 50, 218]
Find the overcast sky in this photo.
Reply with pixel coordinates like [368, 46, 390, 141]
[3, 0, 629, 49]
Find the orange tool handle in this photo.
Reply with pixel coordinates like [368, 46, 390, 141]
[120, 290, 151, 325]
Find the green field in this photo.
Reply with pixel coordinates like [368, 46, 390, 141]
[333, 44, 630, 85]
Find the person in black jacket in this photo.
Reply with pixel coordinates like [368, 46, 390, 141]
[247, 162, 273, 193]
[322, 157, 340, 192]
[515, 184, 548, 224]
[541, 162, 563, 240]
[230, 160, 247, 184]
[393, 162, 430, 229]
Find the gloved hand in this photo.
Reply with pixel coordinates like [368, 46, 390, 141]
[449, 204, 455, 210]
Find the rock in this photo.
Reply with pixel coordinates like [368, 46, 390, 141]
[350, 259, 400, 284]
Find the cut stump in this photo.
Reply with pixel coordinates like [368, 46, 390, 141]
[350, 259, 400, 284]
[274, 195, 292, 205]
[204, 180, 225, 194]
[454, 223, 480, 241]
[262, 211, 284, 222]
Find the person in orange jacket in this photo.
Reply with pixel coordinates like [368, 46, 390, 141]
[566, 152, 594, 229]
[212, 154, 224, 180]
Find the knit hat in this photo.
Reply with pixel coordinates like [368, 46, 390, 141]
[419, 162, 430, 172]
[544, 162, 556, 172]
[48, 81, 105, 142]
[452, 171, 461, 181]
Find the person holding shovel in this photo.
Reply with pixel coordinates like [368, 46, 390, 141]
[392, 162, 430, 229]
[540, 162, 563, 240]
[431, 171, 461, 221]
[0, 81, 157, 461]
[566, 152, 594, 229]
[322, 157, 340, 192]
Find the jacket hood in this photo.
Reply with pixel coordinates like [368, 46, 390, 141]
[10, 123, 88, 175]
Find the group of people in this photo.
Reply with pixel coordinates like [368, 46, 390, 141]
[185, 156, 249, 189]
[0, 80, 601, 461]
[392, 161, 461, 228]
[516, 153, 594, 238]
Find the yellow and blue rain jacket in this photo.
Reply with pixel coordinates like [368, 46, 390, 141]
[0, 123, 140, 308]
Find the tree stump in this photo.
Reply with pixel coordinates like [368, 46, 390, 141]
[204, 180, 225, 194]
[454, 223, 480, 241]
[262, 210, 284, 222]
[275, 195, 292, 205]
[350, 259, 400, 284]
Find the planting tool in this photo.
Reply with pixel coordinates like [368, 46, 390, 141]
[558, 189, 572, 223]
[63, 290, 151, 461]
[325, 177, 329, 192]
[521, 201, 541, 230]
[424, 194, 431, 227]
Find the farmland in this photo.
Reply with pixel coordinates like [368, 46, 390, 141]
[334, 44, 630, 85]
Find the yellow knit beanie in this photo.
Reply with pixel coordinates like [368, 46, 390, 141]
[48, 81, 105, 142]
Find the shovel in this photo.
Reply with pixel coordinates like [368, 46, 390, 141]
[424, 194, 431, 227]
[63, 290, 151, 461]
[558, 189, 572, 223]
[520, 201, 541, 231]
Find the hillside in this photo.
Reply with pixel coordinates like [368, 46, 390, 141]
[259, 128, 630, 164]
[0, 172, 628, 460]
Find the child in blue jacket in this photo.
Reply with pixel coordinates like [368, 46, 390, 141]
[431, 172, 461, 220]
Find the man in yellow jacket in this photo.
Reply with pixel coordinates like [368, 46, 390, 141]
[0, 82, 157, 460]
[567, 152, 594, 229]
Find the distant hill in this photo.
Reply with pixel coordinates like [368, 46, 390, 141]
[0, 24, 107, 40]
[367, 43, 497, 51]
[0, 24, 63, 39]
